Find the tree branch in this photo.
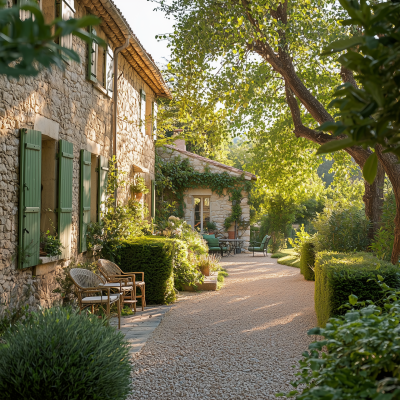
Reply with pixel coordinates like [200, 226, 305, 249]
[285, 83, 372, 165]
[340, 66, 358, 89]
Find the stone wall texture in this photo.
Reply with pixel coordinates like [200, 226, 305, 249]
[157, 146, 252, 249]
[0, 0, 156, 311]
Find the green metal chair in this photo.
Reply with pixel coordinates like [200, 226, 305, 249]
[203, 235, 228, 257]
[248, 235, 271, 257]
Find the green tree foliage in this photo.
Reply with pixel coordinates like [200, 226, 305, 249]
[0, 0, 104, 77]
[318, 0, 400, 162]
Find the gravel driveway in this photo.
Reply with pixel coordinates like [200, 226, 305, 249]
[128, 254, 316, 399]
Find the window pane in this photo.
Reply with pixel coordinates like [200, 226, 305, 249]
[194, 198, 201, 229]
[203, 197, 210, 228]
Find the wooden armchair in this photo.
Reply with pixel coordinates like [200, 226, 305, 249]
[69, 268, 121, 329]
[248, 235, 271, 257]
[97, 259, 146, 311]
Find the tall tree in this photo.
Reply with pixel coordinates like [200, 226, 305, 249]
[156, 0, 386, 239]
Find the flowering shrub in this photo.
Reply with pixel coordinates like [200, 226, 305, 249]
[157, 216, 208, 255]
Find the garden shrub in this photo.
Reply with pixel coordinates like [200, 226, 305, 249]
[0, 307, 131, 400]
[314, 251, 400, 327]
[300, 242, 315, 281]
[118, 236, 203, 304]
[312, 205, 370, 252]
[370, 191, 396, 261]
[279, 282, 400, 399]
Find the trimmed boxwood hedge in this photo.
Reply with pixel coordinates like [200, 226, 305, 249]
[300, 242, 315, 281]
[315, 251, 400, 327]
[118, 237, 177, 304]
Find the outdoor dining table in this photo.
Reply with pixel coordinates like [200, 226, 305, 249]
[219, 239, 244, 256]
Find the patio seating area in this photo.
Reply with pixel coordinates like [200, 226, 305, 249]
[69, 259, 147, 330]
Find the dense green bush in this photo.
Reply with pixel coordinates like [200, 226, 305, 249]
[118, 236, 203, 304]
[314, 252, 400, 327]
[371, 191, 396, 262]
[300, 242, 315, 281]
[312, 206, 370, 252]
[279, 282, 400, 399]
[0, 307, 131, 400]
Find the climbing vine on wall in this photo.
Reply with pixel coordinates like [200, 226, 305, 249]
[155, 155, 253, 229]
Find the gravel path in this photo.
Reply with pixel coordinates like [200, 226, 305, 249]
[128, 254, 316, 399]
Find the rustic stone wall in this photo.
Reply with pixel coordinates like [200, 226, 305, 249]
[0, 0, 156, 311]
[157, 146, 252, 249]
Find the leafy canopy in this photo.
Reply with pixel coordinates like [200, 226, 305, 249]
[317, 0, 400, 179]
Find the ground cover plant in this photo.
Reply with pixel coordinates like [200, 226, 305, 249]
[275, 249, 300, 269]
[0, 307, 131, 400]
[314, 251, 400, 327]
[279, 281, 400, 399]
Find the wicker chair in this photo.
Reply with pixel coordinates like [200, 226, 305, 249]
[97, 259, 146, 311]
[69, 268, 121, 329]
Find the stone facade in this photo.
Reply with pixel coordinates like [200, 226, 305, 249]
[157, 144, 256, 249]
[0, 0, 169, 310]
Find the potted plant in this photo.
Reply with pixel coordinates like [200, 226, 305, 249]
[40, 230, 63, 257]
[205, 221, 217, 234]
[130, 176, 149, 200]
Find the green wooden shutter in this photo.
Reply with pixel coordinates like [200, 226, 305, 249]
[151, 180, 156, 220]
[80, 150, 91, 252]
[18, 129, 41, 269]
[88, 27, 98, 82]
[98, 155, 109, 222]
[58, 140, 73, 259]
[140, 89, 146, 135]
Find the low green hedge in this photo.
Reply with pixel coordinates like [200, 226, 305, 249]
[300, 242, 315, 281]
[118, 236, 203, 304]
[118, 237, 177, 304]
[315, 251, 400, 327]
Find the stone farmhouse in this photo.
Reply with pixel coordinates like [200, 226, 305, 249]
[0, 0, 171, 309]
[157, 140, 257, 248]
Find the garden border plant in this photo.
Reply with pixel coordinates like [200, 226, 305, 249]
[155, 155, 253, 230]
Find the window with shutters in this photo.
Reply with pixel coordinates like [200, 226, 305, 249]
[140, 89, 146, 135]
[88, 27, 113, 97]
[56, 0, 75, 51]
[152, 101, 157, 140]
[15, 0, 42, 21]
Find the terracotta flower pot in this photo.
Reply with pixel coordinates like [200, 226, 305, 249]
[228, 231, 235, 239]
[135, 192, 143, 200]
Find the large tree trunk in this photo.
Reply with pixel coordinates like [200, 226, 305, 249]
[375, 147, 400, 264]
[363, 164, 385, 241]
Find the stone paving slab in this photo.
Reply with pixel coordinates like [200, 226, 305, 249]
[110, 305, 171, 355]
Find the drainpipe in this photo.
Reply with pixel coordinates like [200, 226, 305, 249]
[112, 36, 130, 206]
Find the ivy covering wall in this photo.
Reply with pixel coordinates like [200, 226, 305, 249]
[155, 155, 253, 229]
